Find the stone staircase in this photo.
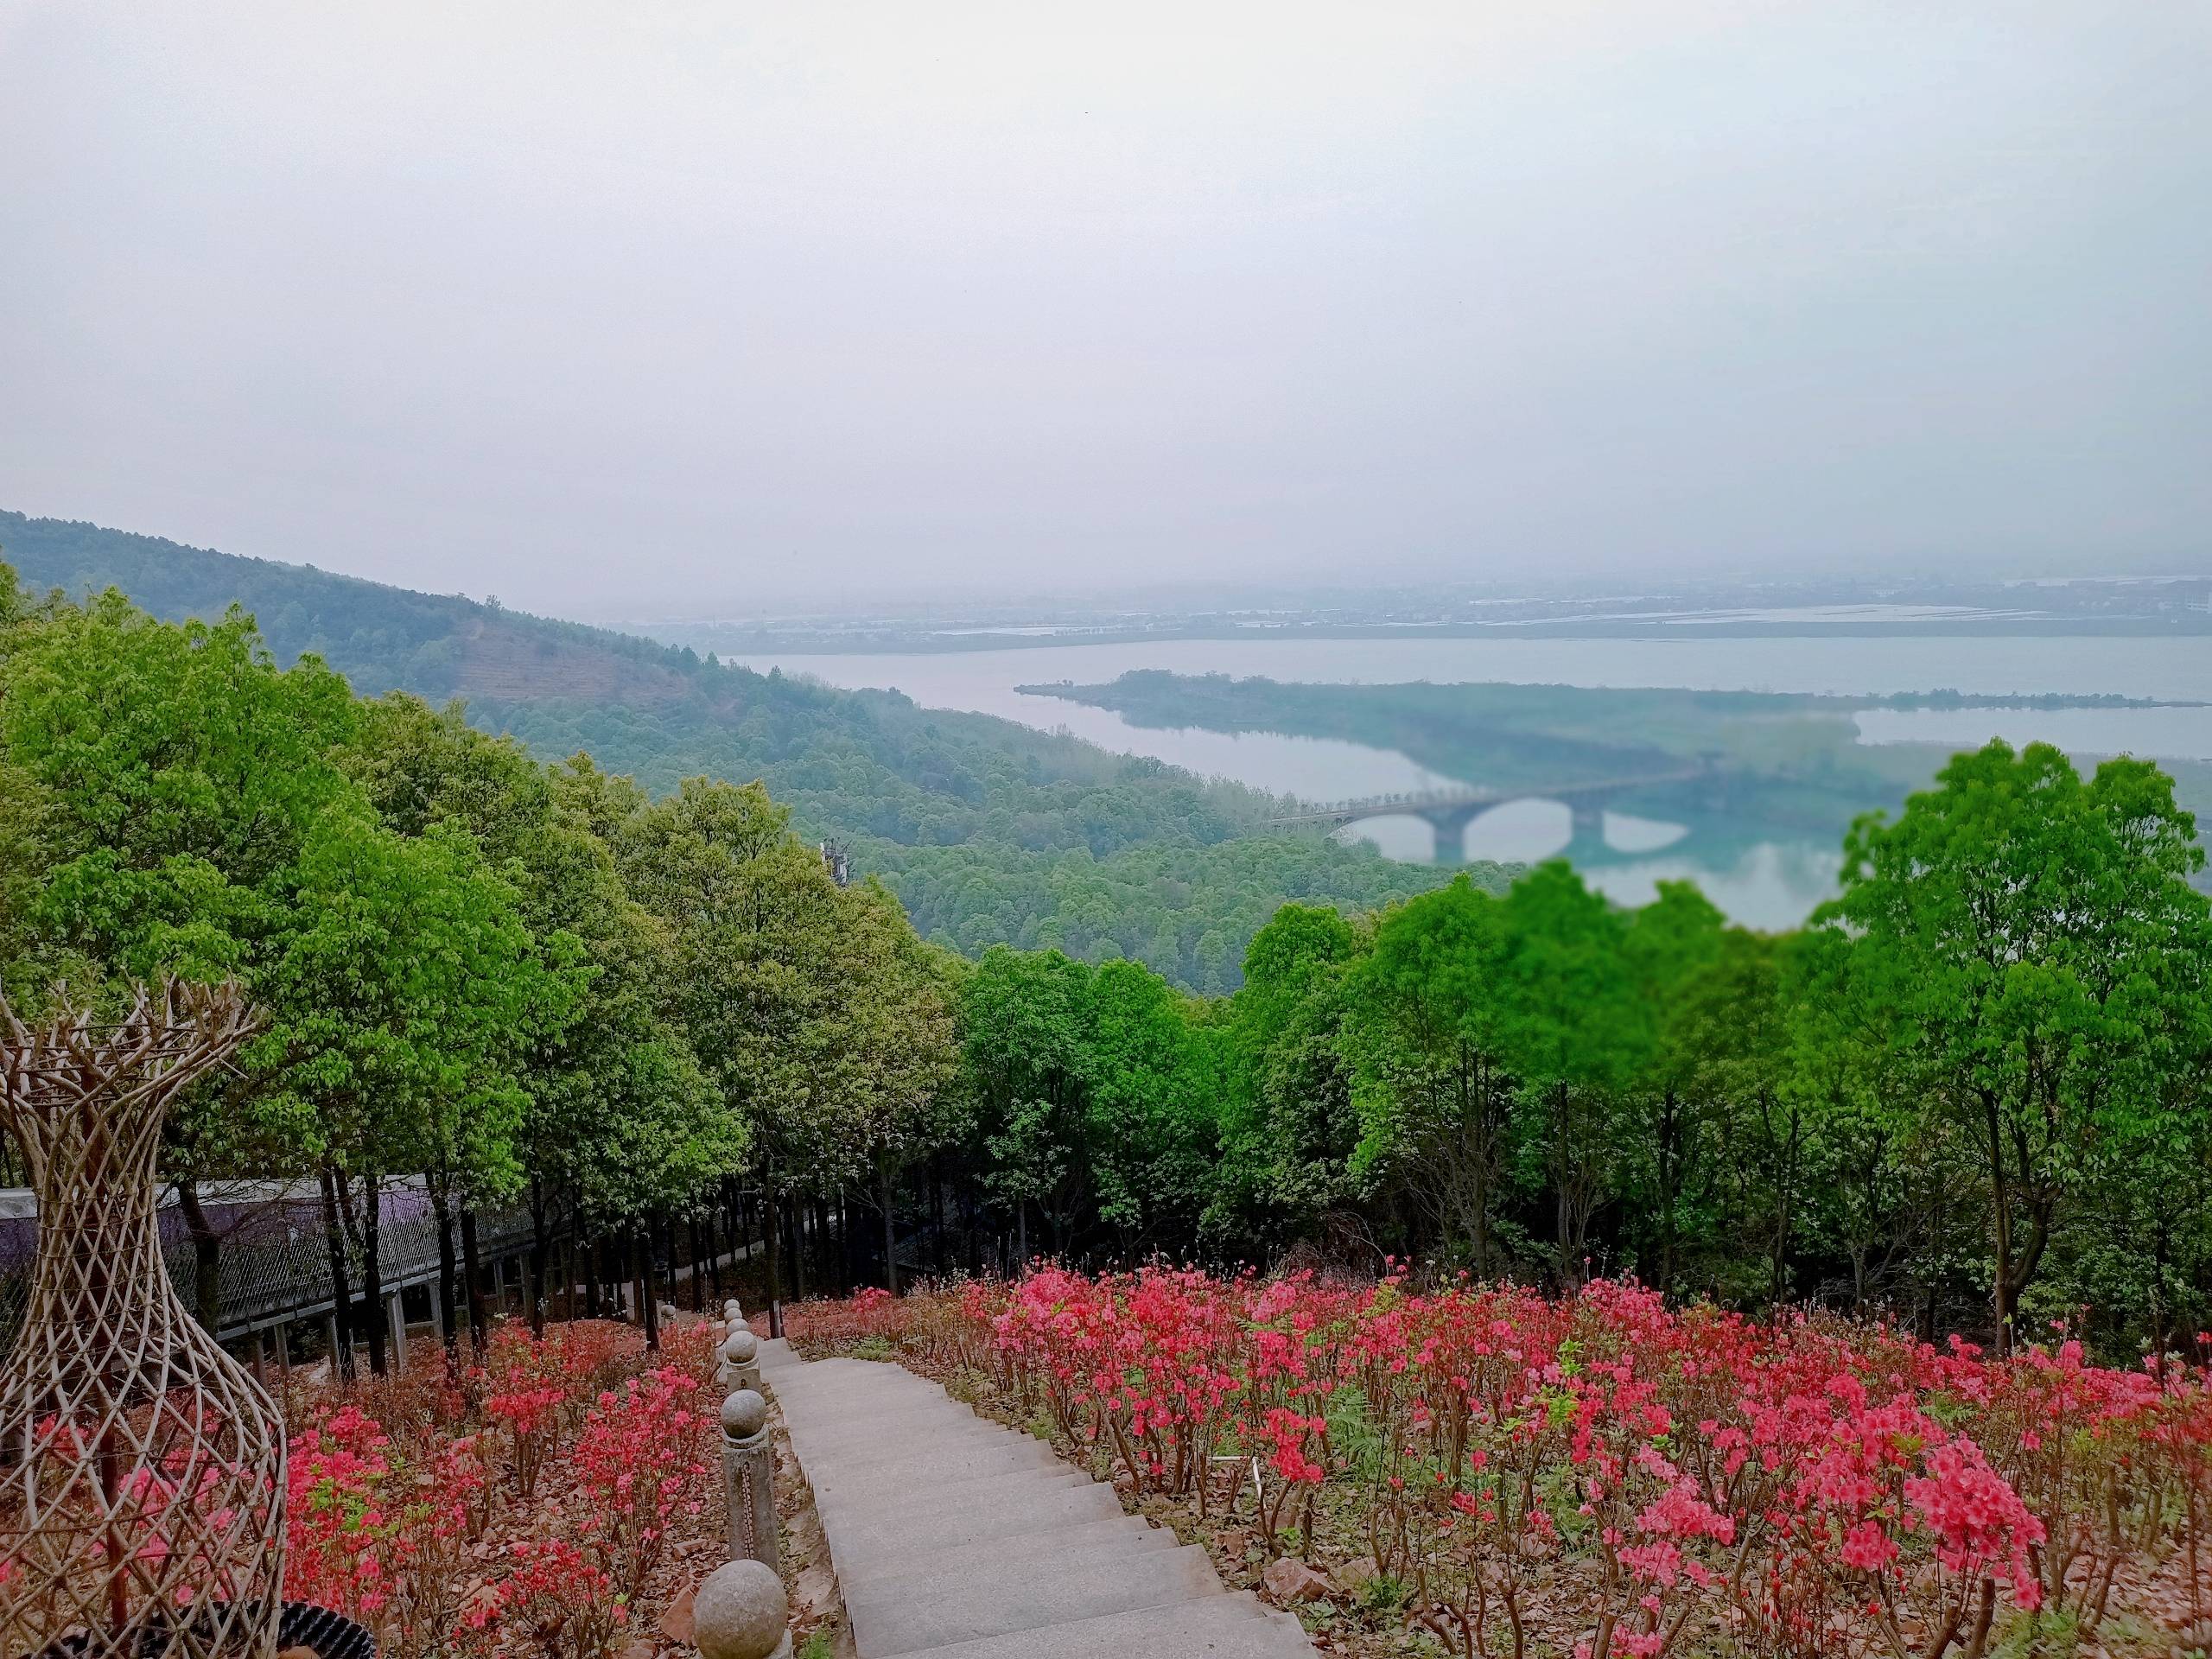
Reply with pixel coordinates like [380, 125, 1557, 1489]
[758, 1338, 1318, 1657]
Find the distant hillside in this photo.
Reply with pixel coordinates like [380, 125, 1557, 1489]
[0, 510, 702, 708]
[0, 510, 1477, 988]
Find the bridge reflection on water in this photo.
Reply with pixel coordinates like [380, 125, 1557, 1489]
[1269, 760, 1721, 863]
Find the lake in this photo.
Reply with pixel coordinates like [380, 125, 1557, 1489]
[727, 634, 2212, 930]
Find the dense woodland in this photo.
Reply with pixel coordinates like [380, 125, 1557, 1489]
[1, 565, 2208, 1372]
[0, 512, 1476, 988]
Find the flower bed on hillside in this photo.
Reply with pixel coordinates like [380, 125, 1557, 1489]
[277, 1319, 725, 1659]
[772, 1273, 2212, 1659]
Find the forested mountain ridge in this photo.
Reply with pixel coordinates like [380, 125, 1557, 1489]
[0, 510, 1482, 987]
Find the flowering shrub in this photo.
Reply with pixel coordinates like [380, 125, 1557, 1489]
[278, 1318, 710, 1657]
[790, 1269, 2212, 1658]
[284, 1406, 400, 1623]
[571, 1367, 715, 1599]
[460, 1538, 628, 1659]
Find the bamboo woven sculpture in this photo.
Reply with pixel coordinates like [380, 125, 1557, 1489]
[0, 980, 282, 1657]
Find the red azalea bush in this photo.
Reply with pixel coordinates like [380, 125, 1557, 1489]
[461, 1538, 628, 1659]
[789, 1268, 2212, 1658]
[572, 1366, 715, 1598]
[282, 1318, 719, 1656]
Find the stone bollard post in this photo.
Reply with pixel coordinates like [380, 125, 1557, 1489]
[719, 1327, 764, 1395]
[693, 1557, 791, 1659]
[721, 1388, 778, 1573]
[723, 1297, 745, 1325]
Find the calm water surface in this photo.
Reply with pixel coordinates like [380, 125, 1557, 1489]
[736, 636, 2209, 929]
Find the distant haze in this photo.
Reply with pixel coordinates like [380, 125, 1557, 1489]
[2, 2, 2205, 616]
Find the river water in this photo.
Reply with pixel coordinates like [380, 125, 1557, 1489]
[728, 635, 2212, 931]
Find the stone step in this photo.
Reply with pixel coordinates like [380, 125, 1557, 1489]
[768, 1348, 1317, 1658]
[816, 1467, 1092, 1533]
[779, 1397, 976, 1437]
[807, 1435, 1065, 1503]
[826, 1478, 1128, 1572]
[892, 1591, 1313, 1659]
[843, 1513, 1177, 1585]
[778, 1379, 950, 1421]
[797, 1412, 1010, 1459]
[849, 1541, 1222, 1657]
[804, 1415, 1052, 1468]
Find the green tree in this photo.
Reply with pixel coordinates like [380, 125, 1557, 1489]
[1080, 958, 1214, 1255]
[619, 776, 854, 1308]
[1821, 741, 2212, 1350]
[959, 947, 1095, 1258]
[1211, 903, 1367, 1253]
[1344, 879, 1516, 1274]
[1619, 881, 1729, 1294]
[0, 589, 564, 1370]
[1493, 862, 1648, 1288]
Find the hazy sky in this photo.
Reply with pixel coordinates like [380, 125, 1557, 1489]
[2, 3, 2206, 617]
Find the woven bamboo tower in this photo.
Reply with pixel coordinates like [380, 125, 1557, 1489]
[0, 980, 283, 1658]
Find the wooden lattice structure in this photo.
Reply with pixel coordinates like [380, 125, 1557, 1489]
[0, 981, 283, 1657]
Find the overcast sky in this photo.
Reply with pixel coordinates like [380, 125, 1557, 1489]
[2, 2, 2206, 618]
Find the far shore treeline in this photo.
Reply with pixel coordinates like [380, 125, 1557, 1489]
[2, 568, 2209, 1369]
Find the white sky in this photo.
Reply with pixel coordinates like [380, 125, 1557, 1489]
[2, 2, 2206, 615]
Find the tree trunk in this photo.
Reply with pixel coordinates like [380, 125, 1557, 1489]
[791, 1192, 809, 1299]
[1552, 1084, 1579, 1291]
[1656, 1088, 1680, 1295]
[176, 1176, 224, 1335]
[431, 1178, 462, 1371]
[359, 1172, 387, 1377]
[688, 1211, 705, 1311]
[318, 1162, 356, 1382]
[1983, 1090, 2014, 1354]
[880, 1154, 899, 1295]
[764, 1181, 785, 1339]
[461, 1205, 489, 1358]
[527, 1176, 550, 1338]
[639, 1224, 661, 1351]
[931, 1158, 947, 1274]
[706, 1203, 724, 1300]
[967, 1177, 982, 1276]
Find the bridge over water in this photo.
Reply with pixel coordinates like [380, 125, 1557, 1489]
[1269, 760, 1719, 860]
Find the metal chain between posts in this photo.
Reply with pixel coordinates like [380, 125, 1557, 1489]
[720, 1387, 777, 1574]
[0, 981, 286, 1659]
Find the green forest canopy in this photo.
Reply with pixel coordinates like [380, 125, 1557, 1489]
[1, 563, 2207, 1369]
[0, 511, 1484, 989]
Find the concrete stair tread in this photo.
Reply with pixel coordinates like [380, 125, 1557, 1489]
[890, 1595, 1313, 1659]
[848, 1542, 1221, 1657]
[849, 1525, 1183, 1603]
[779, 1389, 956, 1427]
[827, 1482, 1132, 1573]
[816, 1467, 1093, 1530]
[778, 1402, 979, 1439]
[781, 1406, 973, 1440]
[840, 1514, 1176, 1585]
[768, 1349, 1318, 1658]
[808, 1439, 1062, 1499]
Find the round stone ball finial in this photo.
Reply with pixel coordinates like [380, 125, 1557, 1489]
[692, 1557, 790, 1659]
[723, 1298, 745, 1324]
[723, 1327, 760, 1364]
[721, 1387, 769, 1440]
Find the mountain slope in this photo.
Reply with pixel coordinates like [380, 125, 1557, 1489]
[0, 510, 1474, 988]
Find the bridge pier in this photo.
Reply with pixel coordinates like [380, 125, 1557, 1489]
[1566, 798, 1609, 856]
[1420, 805, 1483, 863]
